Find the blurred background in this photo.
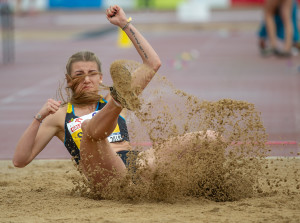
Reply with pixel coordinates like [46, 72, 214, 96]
[0, 0, 299, 160]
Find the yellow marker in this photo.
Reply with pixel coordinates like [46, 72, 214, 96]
[118, 28, 131, 48]
[118, 17, 132, 48]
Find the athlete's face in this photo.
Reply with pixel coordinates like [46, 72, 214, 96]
[70, 61, 103, 93]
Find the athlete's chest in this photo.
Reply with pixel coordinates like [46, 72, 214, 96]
[66, 110, 123, 144]
[66, 111, 98, 135]
[73, 106, 97, 117]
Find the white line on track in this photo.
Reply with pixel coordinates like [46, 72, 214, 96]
[0, 77, 58, 106]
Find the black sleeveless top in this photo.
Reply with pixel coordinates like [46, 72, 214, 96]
[64, 98, 129, 164]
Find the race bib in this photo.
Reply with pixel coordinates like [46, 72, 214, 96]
[66, 111, 123, 148]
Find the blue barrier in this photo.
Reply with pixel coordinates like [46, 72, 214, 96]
[49, 0, 102, 9]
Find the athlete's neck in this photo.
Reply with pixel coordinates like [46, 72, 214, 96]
[74, 103, 97, 116]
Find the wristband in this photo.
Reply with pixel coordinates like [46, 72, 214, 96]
[34, 114, 43, 123]
[122, 17, 132, 30]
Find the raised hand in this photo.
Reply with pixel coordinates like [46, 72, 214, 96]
[39, 99, 62, 118]
[106, 5, 127, 27]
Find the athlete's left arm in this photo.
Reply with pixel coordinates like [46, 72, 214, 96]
[106, 5, 161, 92]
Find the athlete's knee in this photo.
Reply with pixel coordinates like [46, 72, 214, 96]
[82, 119, 101, 140]
[81, 119, 106, 141]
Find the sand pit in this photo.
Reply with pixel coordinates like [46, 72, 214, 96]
[0, 158, 299, 223]
[3, 60, 299, 222]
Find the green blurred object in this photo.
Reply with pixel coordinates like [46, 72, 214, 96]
[136, 0, 152, 8]
[136, 0, 185, 9]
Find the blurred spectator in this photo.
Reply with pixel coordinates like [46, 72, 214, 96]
[258, 0, 300, 56]
[260, 0, 294, 57]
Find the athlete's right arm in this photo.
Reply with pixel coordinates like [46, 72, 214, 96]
[13, 99, 62, 168]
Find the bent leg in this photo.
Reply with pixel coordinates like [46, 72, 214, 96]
[80, 120, 126, 187]
[79, 99, 126, 187]
[139, 131, 222, 169]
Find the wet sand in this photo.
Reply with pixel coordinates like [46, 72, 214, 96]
[1, 158, 299, 223]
